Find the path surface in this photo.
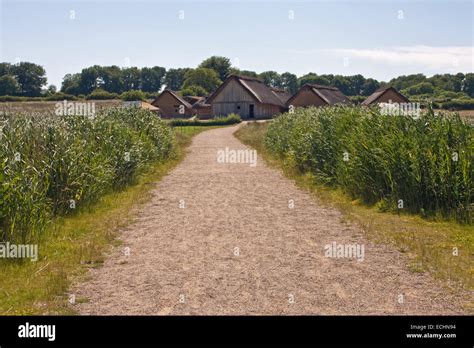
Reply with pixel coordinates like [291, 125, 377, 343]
[73, 124, 466, 315]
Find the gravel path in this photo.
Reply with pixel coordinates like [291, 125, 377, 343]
[73, 124, 467, 315]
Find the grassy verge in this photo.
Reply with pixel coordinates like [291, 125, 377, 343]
[235, 122, 474, 300]
[0, 126, 211, 315]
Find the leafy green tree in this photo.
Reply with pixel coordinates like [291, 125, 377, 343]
[239, 70, 258, 78]
[61, 73, 82, 95]
[298, 73, 330, 87]
[280, 72, 298, 94]
[121, 67, 141, 91]
[182, 68, 221, 93]
[164, 68, 190, 90]
[38, 60, 474, 100]
[228, 67, 240, 76]
[389, 74, 427, 91]
[347, 74, 365, 95]
[462, 73, 474, 97]
[259, 71, 282, 88]
[332, 75, 351, 95]
[141, 66, 166, 93]
[229, 68, 258, 78]
[428, 74, 460, 92]
[0, 75, 20, 95]
[402, 82, 435, 95]
[199, 56, 231, 81]
[0, 63, 13, 76]
[101, 66, 123, 94]
[11, 62, 47, 96]
[47, 84, 57, 94]
[361, 78, 379, 96]
[77, 65, 103, 94]
[181, 85, 208, 96]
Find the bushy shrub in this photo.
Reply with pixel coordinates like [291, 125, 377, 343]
[143, 91, 158, 100]
[402, 82, 435, 96]
[0, 96, 39, 102]
[86, 89, 119, 100]
[349, 95, 366, 104]
[439, 99, 474, 110]
[181, 85, 208, 97]
[120, 90, 146, 101]
[44, 92, 78, 101]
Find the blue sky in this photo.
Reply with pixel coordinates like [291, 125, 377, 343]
[1, 0, 472, 88]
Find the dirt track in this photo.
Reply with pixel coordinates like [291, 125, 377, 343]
[73, 124, 467, 315]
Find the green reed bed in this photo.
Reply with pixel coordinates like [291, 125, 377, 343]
[265, 106, 473, 223]
[0, 108, 174, 244]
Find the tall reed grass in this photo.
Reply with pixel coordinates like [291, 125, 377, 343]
[0, 108, 174, 243]
[265, 106, 473, 223]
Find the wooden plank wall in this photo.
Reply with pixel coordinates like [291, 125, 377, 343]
[211, 79, 281, 118]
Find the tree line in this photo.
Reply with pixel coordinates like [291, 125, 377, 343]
[0, 56, 473, 100]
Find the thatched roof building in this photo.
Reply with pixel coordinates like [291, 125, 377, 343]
[206, 75, 287, 119]
[151, 90, 194, 118]
[361, 86, 409, 106]
[286, 84, 352, 108]
[271, 88, 292, 105]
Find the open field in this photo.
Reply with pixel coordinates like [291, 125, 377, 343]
[0, 99, 124, 114]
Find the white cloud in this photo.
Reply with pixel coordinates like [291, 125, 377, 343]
[322, 46, 473, 71]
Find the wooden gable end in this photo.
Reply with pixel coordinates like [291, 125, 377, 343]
[212, 78, 257, 104]
[287, 87, 327, 107]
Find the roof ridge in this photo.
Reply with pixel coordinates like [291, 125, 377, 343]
[239, 79, 263, 103]
[230, 74, 264, 83]
[312, 89, 331, 104]
[205, 75, 286, 107]
[163, 89, 193, 108]
[374, 86, 392, 92]
[305, 84, 338, 91]
[361, 86, 409, 105]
